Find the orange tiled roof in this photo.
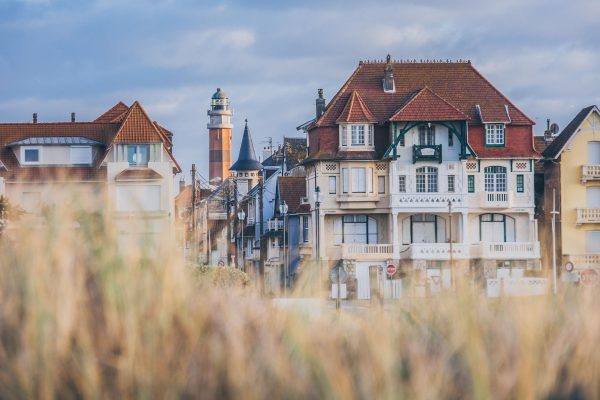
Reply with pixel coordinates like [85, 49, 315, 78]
[336, 91, 377, 123]
[94, 101, 129, 122]
[113, 101, 165, 143]
[389, 87, 468, 122]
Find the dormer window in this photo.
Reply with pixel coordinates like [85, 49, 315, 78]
[128, 144, 150, 166]
[485, 124, 505, 146]
[340, 124, 374, 149]
[70, 146, 92, 165]
[21, 146, 41, 165]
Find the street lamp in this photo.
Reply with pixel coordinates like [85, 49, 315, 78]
[237, 209, 246, 271]
[279, 201, 289, 293]
[313, 186, 323, 281]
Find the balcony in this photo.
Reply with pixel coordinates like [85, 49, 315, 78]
[576, 208, 600, 224]
[472, 242, 540, 260]
[582, 165, 600, 182]
[395, 193, 464, 209]
[341, 243, 393, 261]
[566, 254, 600, 269]
[479, 192, 511, 209]
[412, 144, 442, 164]
[267, 218, 284, 231]
[401, 243, 470, 260]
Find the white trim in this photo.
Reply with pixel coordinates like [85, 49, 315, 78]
[553, 106, 600, 159]
[20, 146, 42, 165]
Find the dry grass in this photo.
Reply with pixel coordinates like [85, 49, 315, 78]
[0, 203, 598, 399]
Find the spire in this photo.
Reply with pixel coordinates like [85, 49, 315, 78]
[230, 119, 263, 171]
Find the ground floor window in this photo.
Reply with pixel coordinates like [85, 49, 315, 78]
[333, 215, 378, 244]
[410, 214, 445, 243]
[479, 213, 515, 242]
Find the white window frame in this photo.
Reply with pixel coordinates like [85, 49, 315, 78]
[416, 166, 438, 193]
[342, 168, 349, 193]
[351, 167, 366, 193]
[341, 125, 347, 147]
[485, 124, 505, 146]
[70, 146, 92, 165]
[398, 175, 406, 193]
[447, 175, 455, 193]
[328, 176, 337, 194]
[351, 125, 365, 146]
[127, 144, 151, 166]
[21, 146, 42, 165]
[378, 176, 385, 194]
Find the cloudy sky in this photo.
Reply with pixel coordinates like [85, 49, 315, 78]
[0, 0, 598, 181]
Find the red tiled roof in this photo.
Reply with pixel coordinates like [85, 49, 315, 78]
[389, 87, 468, 122]
[336, 91, 377, 123]
[115, 168, 162, 181]
[95, 102, 129, 122]
[113, 101, 165, 143]
[278, 176, 306, 214]
[316, 61, 533, 127]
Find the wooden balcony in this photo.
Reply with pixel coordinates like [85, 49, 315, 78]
[400, 243, 470, 260]
[341, 243, 393, 261]
[576, 208, 600, 224]
[472, 242, 540, 260]
[412, 144, 442, 164]
[581, 165, 600, 182]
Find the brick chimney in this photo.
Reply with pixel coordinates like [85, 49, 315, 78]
[32, 113, 37, 123]
[71, 112, 76, 122]
[315, 88, 325, 120]
[383, 54, 395, 93]
[179, 177, 185, 193]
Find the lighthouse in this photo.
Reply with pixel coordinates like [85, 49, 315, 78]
[207, 88, 233, 184]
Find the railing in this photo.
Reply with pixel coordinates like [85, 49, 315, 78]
[412, 144, 442, 163]
[267, 219, 284, 231]
[566, 254, 600, 268]
[582, 165, 600, 182]
[576, 208, 600, 224]
[341, 243, 394, 260]
[479, 191, 511, 208]
[396, 193, 464, 208]
[486, 277, 548, 297]
[473, 242, 540, 259]
[401, 243, 470, 260]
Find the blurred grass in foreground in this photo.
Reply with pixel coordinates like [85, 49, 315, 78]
[0, 202, 598, 399]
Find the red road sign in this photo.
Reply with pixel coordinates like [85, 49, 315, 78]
[386, 264, 396, 276]
[580, 269, 599, 287]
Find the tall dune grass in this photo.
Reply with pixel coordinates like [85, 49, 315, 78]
[0, 200, 598, 399]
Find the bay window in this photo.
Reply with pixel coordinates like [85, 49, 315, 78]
[333, 215, 378, 244]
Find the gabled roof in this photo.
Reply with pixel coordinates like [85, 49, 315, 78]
[95, 101, 129, 122]
[314, 60, 533, 128]
[277, 176, 307, 214]
[543, 105, 599, 159]
[112, 101, 165, 143]
[336, 91, 377, 123]
[389, 87, 468, 122]
[230, 120, 262, 171]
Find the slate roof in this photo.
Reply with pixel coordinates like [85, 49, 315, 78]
[389, 86, 469, 122]
[315, 60, 533, 127]
[542, 105, 599, 159]
[7, 136, 104, 146]
[230, 121, 263, 171]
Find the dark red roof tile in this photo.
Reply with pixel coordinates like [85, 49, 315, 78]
[278, 176, 306, 214]
[95, 102, 129, 122]
[389, 87, 468, 121]
[336, 91, 377, 123]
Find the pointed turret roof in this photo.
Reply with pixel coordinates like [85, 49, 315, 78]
[230, 119, 262, 171]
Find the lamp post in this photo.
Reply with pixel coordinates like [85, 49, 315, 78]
[279, 201, 289, 293]
[313, 186, 323, 283]
[237, 209, 246, 271]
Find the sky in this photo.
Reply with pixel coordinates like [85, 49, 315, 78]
[0, 0, 599, 182]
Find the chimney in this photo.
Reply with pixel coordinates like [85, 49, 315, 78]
[263, 145, 272, 161]
[315, 88, 325, 119]
[544, 118, 552, 142]
[383, 54, 395, 93]
[32, 113, 38, 123]
[179, 177, 186, 193]
[71, 112, 76, 123]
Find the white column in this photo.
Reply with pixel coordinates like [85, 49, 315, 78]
[461, 212, 469, 244]
[392, 212, 400, 258]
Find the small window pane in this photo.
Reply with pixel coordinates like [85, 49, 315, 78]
[468, 175, 475, 193]
[448, 175, 455, 192]
[24, 149, 39, 162]
[329, 176, 337, 194]
[398, 175, 406, 192]
[378, 176, 385, 194]
[516, 174, 524, 193]
[342, 168, 349, 193]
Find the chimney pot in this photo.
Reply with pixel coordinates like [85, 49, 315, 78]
[71, 112, 76, 123]
[179, 177, 186, 192]
[315, 89, 326, 119]
[33, 113, 37, 123]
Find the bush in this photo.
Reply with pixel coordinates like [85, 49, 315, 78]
[194, 265, 251, 288]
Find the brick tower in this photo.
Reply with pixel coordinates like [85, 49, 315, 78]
[207, 88, 233, 184]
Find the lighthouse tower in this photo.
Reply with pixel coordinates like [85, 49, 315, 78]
[207, 88, 233, 184]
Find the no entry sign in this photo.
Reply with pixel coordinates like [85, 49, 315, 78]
[386, 264, 397, 276]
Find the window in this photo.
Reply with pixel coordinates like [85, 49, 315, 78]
[116, 185, 161, 212]
[127, 144, 150, 166]
[480, 213, 515, 242]
[342, 168, 349, 193]
[378, 176, 385, 194]
[485, 124, 505, 146]
[411, 214, 444, 243]
[368, 125, 374, 146]
[416, 167, 438, 193]
[586, 231, 600, 253]
[516, 174, 524, 193]
[341, 125, 347, 146]
[448, 175, 455, 192]
[418, 125, 436, 145]
[70, 146, 92, 165]
[448, 131, 454, 147]
[335, 215, 378, 244]
[468, 175, 475, 193]
[21, 147, 41, 164]
[399, 134, 405, 147]
[351, 168, 366, 193]
[369, 168, 374, 193]
[398, 176, 406, 192]
[329, 176, 337, 194]
[351, 125, 365, 145]
[302, 215, 309, 242]
[484, 166, 507, 192]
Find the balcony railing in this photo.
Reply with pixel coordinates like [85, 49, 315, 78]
[267, 219, 284, 231]
[576, 208, 600, 224]
[401, 243, 470, 260]
[396, 193, 464, 208]
[566, 254, 600, 268]
[472, 242, 540, 260]
[341, 243, 394, 261]
[412, 144, 442, 164]
[486, 277, 548, 297]
[582, 165, 600, 182]
[479, 192, 511, 209]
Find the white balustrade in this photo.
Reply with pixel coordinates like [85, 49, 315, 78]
[401, 243, 470, 260]
[480, 192, 511, 208]
[582, 165, 600, 182]
[576, 208, 600, 224]
[341, 243, 394, 260]
[486, 277, 548, 297]
[395, 193, 464, 208]
[473, 242, 540, 259]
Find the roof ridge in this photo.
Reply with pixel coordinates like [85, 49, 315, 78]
[359, 58, 472, 65]
[421, 86, 469, 118]
[316, 63, 365, 127]
[0, 121, 118, 126]
[113, 101, 166, 144]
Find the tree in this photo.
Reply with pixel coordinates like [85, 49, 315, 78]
[0, 196, 24, 234]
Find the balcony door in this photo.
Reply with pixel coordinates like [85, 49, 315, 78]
[588, 142, 600, 165]
[480, 213, 515, 242]
[410, 214, 445, 243]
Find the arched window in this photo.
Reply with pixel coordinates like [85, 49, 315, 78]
[416, 166, 438, 192]
[479, 213, 515, 242]
[484, 166, 507, 192]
